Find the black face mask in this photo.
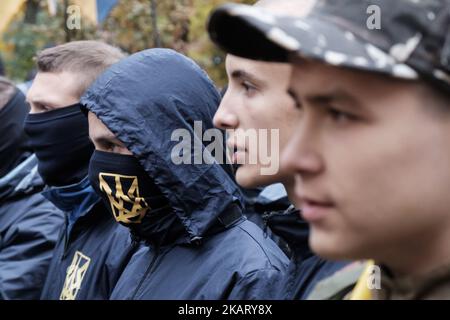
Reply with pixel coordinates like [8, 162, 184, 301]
[24, 103, 94, 186]
[0, 90, 30, 178]
[89, 150, 172, 231]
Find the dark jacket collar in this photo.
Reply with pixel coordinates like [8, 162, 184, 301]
[263, 205, 312, 260]
[42, 176, 100, 233]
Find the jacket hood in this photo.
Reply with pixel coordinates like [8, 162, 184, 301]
[81, 48, 243, 242]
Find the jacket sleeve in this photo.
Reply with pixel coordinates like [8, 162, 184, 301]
[227, 268, 286, 300]
[0, 194, 64, 300]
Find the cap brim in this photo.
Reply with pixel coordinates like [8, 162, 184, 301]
[208, 4, 419, 80]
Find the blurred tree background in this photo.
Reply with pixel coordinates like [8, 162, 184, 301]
[1, 0, 255, 87]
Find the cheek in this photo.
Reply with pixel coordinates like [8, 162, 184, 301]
[255, 95, 298, 151]
[324, 118, 450, 240]
[329, 134, 409, 233]
[279, 108, 301, 152]
[235, 100, 273, 154]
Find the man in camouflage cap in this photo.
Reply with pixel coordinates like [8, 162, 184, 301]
[208, 0, 450, 299]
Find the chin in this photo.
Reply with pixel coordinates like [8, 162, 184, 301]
[235, 165, 281, 189]
[309, 228, 355, 261]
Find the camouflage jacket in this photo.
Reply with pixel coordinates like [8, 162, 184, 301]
[308, 260, 450, 300]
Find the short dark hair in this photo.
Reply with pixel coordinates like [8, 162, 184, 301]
[36, 40, 126, 96]
[0, 77, 16, 110]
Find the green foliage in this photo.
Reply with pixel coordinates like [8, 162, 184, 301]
[187, 0, 255, 86]
[2, 0, 255, 85]
[2, 2, 65, 81]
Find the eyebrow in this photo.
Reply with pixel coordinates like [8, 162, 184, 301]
[230, 69, 262, 86]
[292, 87, 364, 111]
[308, 89, 362, 108]
[91, 133, 116, 142]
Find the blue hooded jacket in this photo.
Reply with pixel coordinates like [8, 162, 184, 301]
[0, 154, 64, 299]
[81, 48, 289, 300]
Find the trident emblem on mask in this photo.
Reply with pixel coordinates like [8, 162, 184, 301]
[99, 173, 149, 224]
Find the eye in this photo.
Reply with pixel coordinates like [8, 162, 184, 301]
[100, 141, 115, 152]
[292, 98, 302, 110]
[287, 89, 301, 109]
[111, 145, 125, 153]
[110, 144, 124, 153]
[241, 81, 257, 96]
[36, 103, 52, 112]
[327, 107, 358, 123]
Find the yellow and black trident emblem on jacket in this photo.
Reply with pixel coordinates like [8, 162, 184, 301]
[99, 173, 149, 224]
[60, 251, 91, 300]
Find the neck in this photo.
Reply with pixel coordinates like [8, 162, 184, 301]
[380, 222, 450, 278]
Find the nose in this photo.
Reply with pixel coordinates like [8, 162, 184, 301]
[26, 90, 38, 114]
[281, 116, 324, 181]
[213, 93, 239, 130]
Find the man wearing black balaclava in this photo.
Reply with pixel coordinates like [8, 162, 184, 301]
[24, 41, 137, 300]
[82, 48, 288, 299]
[0, 76, 63, 300]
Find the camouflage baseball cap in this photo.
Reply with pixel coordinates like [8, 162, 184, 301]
[208, 0, 450, 92]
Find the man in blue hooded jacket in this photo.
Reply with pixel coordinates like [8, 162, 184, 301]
[24, 41, 137, 300]
[0, 76, 63, 300]
[82, 48, 288, 299]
